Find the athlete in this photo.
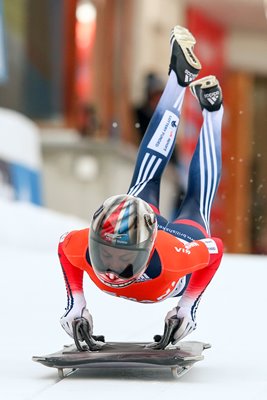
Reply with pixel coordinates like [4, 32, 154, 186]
[59, 26, 224, 343]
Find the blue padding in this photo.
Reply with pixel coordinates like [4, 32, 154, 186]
[9, 163, 42, 205]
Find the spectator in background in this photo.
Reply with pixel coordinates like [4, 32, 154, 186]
[135, 73, 165, 141]
[76, 103, 99, 138]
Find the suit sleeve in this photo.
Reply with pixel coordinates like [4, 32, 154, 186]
[58, 236, 85, 312]
[178, 237, 223, 319]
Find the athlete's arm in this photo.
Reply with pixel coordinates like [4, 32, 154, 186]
[165, 237, 223, 342]
[58, 237, 93, 338]
[179, 237, 223, 311]
[58, 240, 85, 308]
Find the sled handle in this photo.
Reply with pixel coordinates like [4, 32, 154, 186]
[147, 318, 179, 350]
[72, 318, 103, 352]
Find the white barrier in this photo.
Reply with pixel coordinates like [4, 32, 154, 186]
[0, 107, 42, 204]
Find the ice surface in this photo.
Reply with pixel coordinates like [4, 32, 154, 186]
[0, 199, 266, 399]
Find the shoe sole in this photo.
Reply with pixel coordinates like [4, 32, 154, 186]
[171, 26, 201, 70]
[189, 75, 219, 97]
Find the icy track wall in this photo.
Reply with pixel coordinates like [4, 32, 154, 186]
[0, 108, 42, 204]
[0, 198, 87, 251]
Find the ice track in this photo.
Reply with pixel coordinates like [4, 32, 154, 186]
[0, 200, 266, 400]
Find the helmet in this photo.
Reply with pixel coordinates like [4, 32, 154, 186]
[89, 194, 157, 288]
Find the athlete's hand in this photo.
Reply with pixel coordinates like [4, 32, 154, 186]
[60, 293, 93, 339]
[165, 306, 196, 343]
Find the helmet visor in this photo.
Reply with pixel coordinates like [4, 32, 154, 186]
[89, 232, 151, 280]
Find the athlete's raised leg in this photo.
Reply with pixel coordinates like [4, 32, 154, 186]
[128, 26, 201, 210]
[174, 76, 223, 235]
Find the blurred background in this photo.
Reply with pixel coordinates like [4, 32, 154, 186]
[0, 0, 267, 254]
